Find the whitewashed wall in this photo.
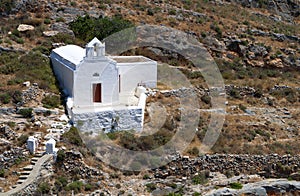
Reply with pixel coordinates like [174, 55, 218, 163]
[50, 53, 75, 97]
[73, 58, 119, 107]
[118, 61, 157, 96]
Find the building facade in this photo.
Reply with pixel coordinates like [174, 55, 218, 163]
[50, 38, 157, 132]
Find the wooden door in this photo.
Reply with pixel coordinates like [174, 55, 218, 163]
[93, 83, 101, 102]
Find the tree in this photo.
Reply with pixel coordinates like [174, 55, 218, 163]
[70, 15, 134, 42]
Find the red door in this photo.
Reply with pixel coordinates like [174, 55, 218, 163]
[93, 83, 101, 102]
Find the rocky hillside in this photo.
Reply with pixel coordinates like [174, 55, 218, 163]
[0, 0, 299, 195]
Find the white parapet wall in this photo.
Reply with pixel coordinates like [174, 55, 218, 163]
[67, 87, 148, 133]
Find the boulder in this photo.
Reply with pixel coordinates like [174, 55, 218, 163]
[50, 22, 74, 36]
[268, 58, 284, 68]
[43, 30, 59, 37]
[202, 36, 225, 52]
[17, 24, 34, 32]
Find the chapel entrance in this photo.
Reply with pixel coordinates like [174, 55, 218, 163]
[93, 83, 102, 102]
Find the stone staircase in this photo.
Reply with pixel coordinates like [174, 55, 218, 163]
[11, 151, 44, 189]
[1, 153, 52, 196]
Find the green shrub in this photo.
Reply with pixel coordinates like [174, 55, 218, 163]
[15, 38, 24, 44]
[192, 192, 201, 196]
[18, 108, 33, 118]
[56, 17, 65, 22]
[51, 33, 75, 44]
[70, 1, 76, 6]
[106, 132, 118, 140]
[62, 126, 83, 146]
[85, 183, 93, 191]
[42, 94, 60, 108]
[56, 150, 66, 164]
[201, 95, 211, 105]
[229, 182, 243, 189]
[147, 8, 154, 16]
[12, 90, 22, 104]
[0, 93, 11, 104]
[38, 182, 51, 194]
[0, 169, 6, 177]
[0, 0, 15, 14]
[33, 46, 50, 55]
[229, 89, 241, 99]
[271, 88, 298, 103]
[192, 172, 208, 185]
[168, 9, 176, 15]
[145, 183, 156, 192]
[188, 147, 199, 156]
[17, 134, 28, 146]
[65, 181, 83, 193]
[44, 18, 51, 24]
[238, 104, 247, 112]
[70, 15, 134, 41]
[7, 121, 16, 128]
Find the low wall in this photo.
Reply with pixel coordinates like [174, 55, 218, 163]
[73, 107, 143, 133]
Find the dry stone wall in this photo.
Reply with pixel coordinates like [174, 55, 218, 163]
[73, 107, 143, 133]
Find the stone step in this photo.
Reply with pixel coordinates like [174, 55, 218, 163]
[31, 157, 39, 162]
[17, 179, 25, 184]
[34, 153, 43, 158]
[20, 171, 31, 175]
[22, 165, 33, 171]
[19, 175, 28, 180]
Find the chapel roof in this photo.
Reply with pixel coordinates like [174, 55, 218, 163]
[52, 44, 85, 65]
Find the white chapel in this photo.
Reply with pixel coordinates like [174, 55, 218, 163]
[50, 37, 157, 132]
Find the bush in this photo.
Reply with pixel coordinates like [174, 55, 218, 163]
[201, 95, 211, 105]
[192, 172, 209, 185]
[229, 182, 243, 189]
[168, 9, 176, 15]
[238, 104, 247, 112]
[38, 182, 51, 194]
[106, 132, 118, 140]
[85, 183, 93, 191]
[0, 51, 57, 92]
[0, 169, 6, 177]
[0, 93, 11, 104]
[33, 46, 50, 55]
[62, 126, 83, 146]
[18, 108, 33, 118]
[145, 183, 156, 192]
[17, 134, 28, 146]
[56, 150, 66, 164]
[12, 90, 22, 104]
[56, 17, 65, 22]
[42, 94, 60, 108]
[188, 147, 199, 156]
[229, 89, 241, 99]
[0, 0, 15, 14]
[65, 181, 83, 193]
[70, 15, 134, 42]
[44, 18, 51, 24]
[51, 33, 76, 45]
